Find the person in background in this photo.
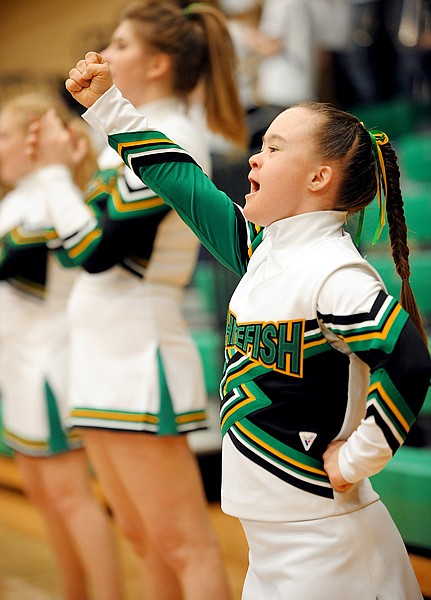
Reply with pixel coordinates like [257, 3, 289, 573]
[60, 50, 430, 599]
[0, 92, 123, 600]
[333, 0, 402, 106]
[217, 0, 265, 114]
[26, 1, 248, 598]
[255, 0, 317, 111]
[307, 0, 350, 104]
[397, 0, 431, 101]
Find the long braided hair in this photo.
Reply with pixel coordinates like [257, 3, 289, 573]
[297, 100, 428, 345]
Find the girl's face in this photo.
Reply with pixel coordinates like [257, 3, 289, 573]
[102, 19, 158, 106]
[245, 107, 327, 227]
[0, 110, 32, 187]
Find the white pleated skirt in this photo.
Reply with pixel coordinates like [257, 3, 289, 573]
[0, 266, 81, 456]
[66, 270, 207, 434]
[240, 500, 422, 600]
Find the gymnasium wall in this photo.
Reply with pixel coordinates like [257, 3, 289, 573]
[0, 0, 124, 101]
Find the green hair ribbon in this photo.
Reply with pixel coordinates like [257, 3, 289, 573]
[369, 128, 389, 244]
[183, 2, 206, 15]
[355, 127, 389, 246]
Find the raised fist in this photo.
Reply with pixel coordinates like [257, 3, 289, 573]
[65, 52, 113, 108]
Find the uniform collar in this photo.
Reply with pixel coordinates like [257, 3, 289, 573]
[264, 210, 348, 249]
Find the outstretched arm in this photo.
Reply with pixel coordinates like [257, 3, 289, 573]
[65, 53, 257, 276]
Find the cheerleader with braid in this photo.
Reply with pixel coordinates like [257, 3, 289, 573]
[33, 51, 431, 599]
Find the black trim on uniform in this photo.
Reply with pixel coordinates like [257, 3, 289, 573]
[317, 289, 387, 325]
[82, 207, 170, 274]
[128, 151, 197, 171]
[227, 428, 334, 499]
[367, 404, 399, 454]
[232, 203, 249, 267]
[0, 244, 48, 290]
[357, 319, 431, 419]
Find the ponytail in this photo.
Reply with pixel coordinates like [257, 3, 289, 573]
[184, 3, 248, 150]
[121, 0, 248, 150]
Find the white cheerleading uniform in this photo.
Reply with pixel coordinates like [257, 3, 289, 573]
[0, 172, 81, 456]
[81, 86, 431, 599]
[42, 97, 211, 434]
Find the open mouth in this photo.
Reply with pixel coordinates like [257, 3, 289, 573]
[248, 174, 260, 194]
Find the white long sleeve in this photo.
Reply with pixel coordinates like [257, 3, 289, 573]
[82, 85, 150, 138]
[338, 416, 394, 483]
[36, 164, 95, 239]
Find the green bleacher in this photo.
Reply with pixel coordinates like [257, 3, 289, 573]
[371, 447, 431, 551]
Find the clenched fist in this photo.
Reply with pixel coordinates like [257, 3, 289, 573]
[65, 52, 113, 108]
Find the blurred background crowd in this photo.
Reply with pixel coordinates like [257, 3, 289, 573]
[2, 0, 431, 141]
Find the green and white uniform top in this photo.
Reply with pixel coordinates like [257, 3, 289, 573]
[42, 95, 211, 435]
[0, 170, 80, 456]
[83, 85, 431, 521]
